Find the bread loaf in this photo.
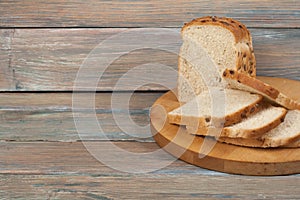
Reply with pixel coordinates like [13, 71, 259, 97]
[178, 16, 256, 102]
[175, 16, 299, 149]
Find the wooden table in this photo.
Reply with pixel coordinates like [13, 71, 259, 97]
[0, 1, 299, 199]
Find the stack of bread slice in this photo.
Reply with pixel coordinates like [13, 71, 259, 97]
[168, 16, 300, 148]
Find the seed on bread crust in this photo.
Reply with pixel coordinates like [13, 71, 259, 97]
[250, 106, 256, 113]
[205, 117, 211, 123]
[221, 21, 230, 26]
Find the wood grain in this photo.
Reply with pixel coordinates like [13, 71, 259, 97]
[0, 92, 162, 141]
[0, 110, 154, 142]
[0, 173, 299, 199]
[0, 92, 162, 110]
[0, 28, 179, 91]
[0, 0, 299, 28]
[0, 28, 299, 91]
[0, 141, 205, 175]
[0, 141, 299, 199]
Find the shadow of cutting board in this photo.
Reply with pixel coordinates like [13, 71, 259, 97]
[150, 76, 300, 176]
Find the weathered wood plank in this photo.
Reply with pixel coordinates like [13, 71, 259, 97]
[0, 30, 13, 90]
[0, 141, 299, 178]
[0, 92, 162, 110]
[0, 28, 299, 91]
[254, 28, 300, 78]
[0, 28, 179, 91]
[0, 141, 216, 175]
[0, 173, 299, 199]
[0, 110, 153, 141]
[0, 0, 299, 28]
[0, 92, 162, 141]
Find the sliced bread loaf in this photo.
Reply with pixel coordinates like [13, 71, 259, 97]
[223, 68, 300, 110]
[178, 16, 256, 103]
[186, 105, 287, 139]
[217, 110, 300, 148]
[168, 88, 262, 127]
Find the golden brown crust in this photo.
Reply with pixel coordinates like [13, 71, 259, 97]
[223, 69, 300, 110]
[218, 133, 300, 148]
[182, 16, 248, 42]
[223, 96, 262, 126]
[263, 133, 300, 148]
[222, 107, 287, 139]
[277, 93, 300, 110]
[187, 105, 287, 139]
[223, 69, 280, 99]
[181, 16, 256, 77]
[220, 110, 300, 148]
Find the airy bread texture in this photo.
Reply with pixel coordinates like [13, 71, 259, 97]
[168, 88, 262, 127]
[186, 105, 287, 139]
[178, 16, 256, 103]
[223, 68, 300, 110]
[218, 110, 300, 148]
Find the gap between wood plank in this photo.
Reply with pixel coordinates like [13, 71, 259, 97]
[0, 0, 299, 28]
[0, 28, 299, 91]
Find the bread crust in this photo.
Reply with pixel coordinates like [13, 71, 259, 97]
[223, 68, 300, 110]
[182, 16, 249, 43]
[209, 110, 300, 148]
[218, 134, 300, 148]
[186, 106, 287, 139]
[181, 16, 256, 77]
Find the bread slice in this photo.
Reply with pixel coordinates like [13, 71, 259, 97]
[178, 16, 256, 103]
[218, 137, 300, 148]
[217, 110, 300, 148]
[223, 68, 300, 110]
[168, 88, 262, 127]
[186, 105, 287, 139]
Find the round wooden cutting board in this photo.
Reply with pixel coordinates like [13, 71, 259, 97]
[150, 77, 300, 176]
